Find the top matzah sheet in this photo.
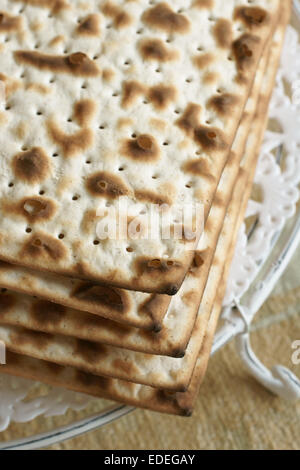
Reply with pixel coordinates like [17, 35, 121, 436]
[0, 25, 272, 342]
[0, 0, 279, 294]
[0, 26, 272, 358]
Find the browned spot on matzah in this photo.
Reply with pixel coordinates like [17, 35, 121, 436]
[1, 196, 56, 223]
[12, 147, 51, 183]
[176, 103, 202, 137]
[182, 158, 215, 180]
[202, 71, 219, 85]
[76, 14, 101, 36]
[135, 189, 171, 206]
[134, 257, 183, 292]
[0, 294, 16, 314]
[75, 339, 106, 364]
[232, 34, 261, 73]
[234, 6, 270, 29]
[207, 93, 240, 117]
[0, 11, 22, 33]
[31, 300, 66, 327]
[47, 120, 93, 157]
[21, 232, 67, 261]
[73, 99, 96, 127]
[13, 0, 69, 14]
[121, 81, 146, 109]
[139, 38, 178, 62]
[11, 327, 53, 350]
[192, 0, 214, 8]
[182, 289, 198, 306]
[113, 359, 137, 375]
[80, 209, 105, 236]
[101, 1, 132, 29]
[14, 51, 100, 77]
[148, 84, 177, 110]
[0, 260, 13, 270]
[194, 125, 228, 152]
[102, 68, 115, 82]
[213, 19, 233, 49]
[121, 134, 160, 162]
[142, 3, 190, 34]
[193, 53, 214, 69]
[75, 369, 110, 389]
[86, 171, 131, 199]
[71, 282, 130, 314]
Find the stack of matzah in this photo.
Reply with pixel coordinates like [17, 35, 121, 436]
[0, 0, 291, 416]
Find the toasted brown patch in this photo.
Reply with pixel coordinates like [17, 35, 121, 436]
[139, 38, 178, 62]
[193, 53, 214, 69]
[234, 6, 270, 29]
[182, 158, 214, 181]
[31, 300, 66, 327]
[182, 289, 198, 306]
[207, 93, 240, 117]
[121, 134, 160, 162]
[1, 196, 56, 223]
[14, 51, 100, 77]
[47, 120, 93, 157]
[112, 359, 137, 375]
[134, 257, 183, 295]
[142, 3, 190, 34]
[121, 80, 146, 109]
[48, 35, 65, 48]
[213, 19, 233, 49]
[0, 12, 22, 33]
[232, 33, 261, 73]
[21, 232, 67, 261]
[80, 209, 104, 236]
[73, 99, 96, 127]
[0, 294, 16, 314]
[193, 0, 214, 8]
[71, 282, 130, 314]
[194, 125, 228, 152]
[11, 327, 53, 351]
[86, 171, 131, 199]
[176, 103, 202, 137]
[101, 1, 132, 29]
[75, 369, 110, 390]
[202, 71, 219, 85]
[0, 261, 13, 270]
[135, 189, 171, 206]
[102, 68, 115, 82]
[12, 147, 51, 184]
[75, 339, 106, 364]
[12, 0, 69, 15]
[76, 14, 101, 36]
[26, 82, 51, 94]
[148, 84, 177, 110]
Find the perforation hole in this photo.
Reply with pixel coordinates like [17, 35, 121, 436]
[8, 182, 14, 188]
[126, 247, 134, 253]
[72, 195, 80, 201]
[93, 240, 100, 245]
[26, 227, 32, 234]
[39, 190, 45, 195]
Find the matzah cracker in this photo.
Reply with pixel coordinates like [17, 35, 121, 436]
[0, 31, 272, 358]
[0, 0, 279, 295]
